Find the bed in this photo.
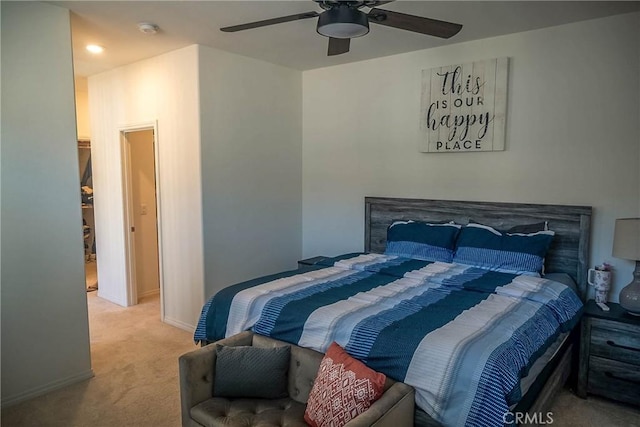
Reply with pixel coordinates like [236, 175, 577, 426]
[195, 197, 592, 427]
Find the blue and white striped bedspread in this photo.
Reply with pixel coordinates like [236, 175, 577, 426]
[194, 253, 583, 427]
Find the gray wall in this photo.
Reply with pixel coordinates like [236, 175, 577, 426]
[88, 46, 204, 329]
[302, 12, 640, 302]
[1, 1, 92, 406]
[88, 44, 303, 327]
[199, 45, 303, 298]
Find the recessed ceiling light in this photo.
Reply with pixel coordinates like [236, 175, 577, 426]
[86, 44, 104, 54]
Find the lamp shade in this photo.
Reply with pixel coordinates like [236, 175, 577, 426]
[613, 218, 640, 261]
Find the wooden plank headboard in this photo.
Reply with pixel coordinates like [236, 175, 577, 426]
[365, 197, 592, 301]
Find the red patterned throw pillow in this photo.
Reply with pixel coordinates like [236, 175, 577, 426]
[304, 342, 386, 427]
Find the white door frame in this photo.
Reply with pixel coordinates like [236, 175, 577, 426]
[119, 121, 164, 318]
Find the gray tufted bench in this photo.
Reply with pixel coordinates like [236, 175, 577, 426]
[179, 331, 415, 427]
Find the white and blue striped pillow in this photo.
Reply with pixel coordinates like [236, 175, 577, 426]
[385, 220, 461, 263]
[453, 223, 555, 276]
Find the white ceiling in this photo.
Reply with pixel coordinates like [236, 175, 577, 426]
[51, 1, 639, 77]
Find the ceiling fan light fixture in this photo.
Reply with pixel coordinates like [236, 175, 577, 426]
[316, 6, 369, 39]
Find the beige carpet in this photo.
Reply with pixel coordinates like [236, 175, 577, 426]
[550, 386, 640, 426]
[2, 292, 639, 426]
[1, 293, 197, 427]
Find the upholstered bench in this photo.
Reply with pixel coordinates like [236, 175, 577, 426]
[179, 331, 415, 427]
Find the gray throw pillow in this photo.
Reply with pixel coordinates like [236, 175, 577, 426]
[506, 221, 548, 234]
[213, 344, 290, 399]
[469, 219, 548, 234]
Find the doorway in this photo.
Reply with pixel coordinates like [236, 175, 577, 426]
[121, 126, 162, 308]
[78, 140, 98, 292]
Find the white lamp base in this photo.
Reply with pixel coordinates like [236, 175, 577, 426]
[619, 260, 640, 316]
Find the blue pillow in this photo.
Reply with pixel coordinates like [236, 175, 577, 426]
[453, 223, 554, 275]
[385, 221, 461, 262]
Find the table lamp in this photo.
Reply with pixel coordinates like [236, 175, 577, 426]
[613, 218, 640, 315]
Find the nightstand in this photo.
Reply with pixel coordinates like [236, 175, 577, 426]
[577, 300, 640, 406]
[297, 256, 328, 268]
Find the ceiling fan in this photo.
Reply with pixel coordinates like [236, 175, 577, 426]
[220, 1, 463, 56]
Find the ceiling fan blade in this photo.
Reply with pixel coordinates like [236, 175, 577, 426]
[327, 37, 350, 56]
[221, 11, 319, 32]
[368, 8, 462, 39]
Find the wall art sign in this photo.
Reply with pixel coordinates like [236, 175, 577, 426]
[420, 57, 508, 153]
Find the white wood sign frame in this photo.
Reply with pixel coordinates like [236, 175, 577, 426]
[420, 57, 508, 153]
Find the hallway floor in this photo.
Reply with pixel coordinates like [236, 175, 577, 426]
[1, 293, 197, 426]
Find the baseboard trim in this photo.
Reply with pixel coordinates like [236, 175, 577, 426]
[163, 316, 195, 333]
[137, 288, 160, 299]
[1, 369, 95, 408]
[96, 290, 128, 307]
